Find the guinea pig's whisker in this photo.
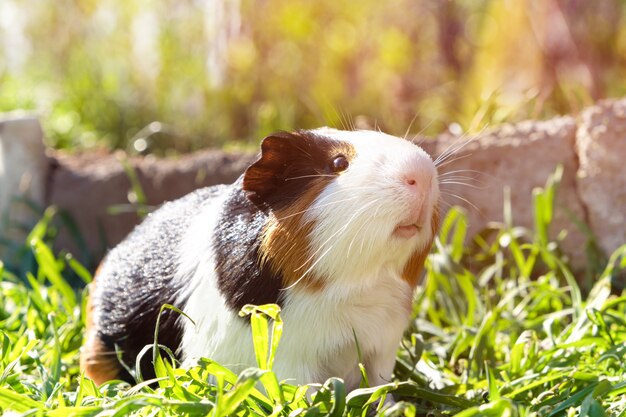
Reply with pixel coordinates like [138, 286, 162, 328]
[292, 198, 381, 275]
[440, 191, 480, 213]
[294, 200, 380, 269]
[282, 245, 336, 292]
[439, 174, 478, 180]
[435, 143, 471, 166]
[439, 199, 454, 210]
[405, 118, 435, 146]
[439, 176, 478, 183]
[313, 186, 379, 206]
[435, 153, 473, 170]
[280, 193, 381, 266]
[340, 110, 350, 131]
[275, 186, 379, 222]
[439, 168, 483, 176]
[433, 138, 464, 166]
[320, 185, 378, 195]
[439, 181, 483, 189]
[336, 109, 355, 131]
[402, 113, 420, 141]
[296, 146, 314, 160]
[275, 196, 362, 221]
[439, 172, 488, 189]
[439, 182, 479, 190]
[347, 218, 369, 258]
[89, 351, 123, 355]
[82, 351, 123, 362]
[439, 174, 478, 182]
[439, 170, 490, 189]
[434, 126, 485, 167]
[284, 174, 337, 181]
[440, 169, 496, 185]
[324, 101, 343, 129]
[346, 199, 380, 255]
[348, 201, 384, 258]
[439, 175, 486, 186]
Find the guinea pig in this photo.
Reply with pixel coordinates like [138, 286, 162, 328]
[80, 127, 440, 390]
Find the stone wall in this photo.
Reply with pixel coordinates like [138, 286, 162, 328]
[2, 99, 626, 269]
[435, 115, 588, 264]
[46, 150, 256, 261]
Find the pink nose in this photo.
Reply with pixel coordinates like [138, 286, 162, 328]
[402, 173, 431, 226]
[403, 173, 429, 192]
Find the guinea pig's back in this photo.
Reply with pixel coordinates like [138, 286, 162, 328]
[81, 184, 227, 384]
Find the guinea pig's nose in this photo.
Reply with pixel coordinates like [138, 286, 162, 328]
[402, 174, 430, 192]
[402, 172, 433, 217]
[401, 157, 436, 196]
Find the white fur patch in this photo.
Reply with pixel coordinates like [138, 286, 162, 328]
[275, 274, 413, 389]
[177, 192, 257, 372]
[304, 128, 439, 283]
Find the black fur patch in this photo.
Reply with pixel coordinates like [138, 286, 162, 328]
[92, 186, 225, 382]
[215, 131, 356, 312]
[213, 182, 285, 312]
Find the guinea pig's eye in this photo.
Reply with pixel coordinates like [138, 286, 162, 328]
[331, 155, 349, 173]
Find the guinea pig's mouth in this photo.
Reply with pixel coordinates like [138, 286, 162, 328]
[393, 223, 422, 239]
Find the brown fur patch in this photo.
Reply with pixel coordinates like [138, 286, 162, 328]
[80, 267, 122, 385]
[247, 130, 357, 291]
[243, 131, 357, 212]
[259, 179, 330, 290]
[401, 205, 440, 288]
[80, 331, 123, 385]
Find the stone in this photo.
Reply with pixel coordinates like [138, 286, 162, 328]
[0, 113, 48, 249]
[576, 98, 626, 257]
[434, 116, 588, 266]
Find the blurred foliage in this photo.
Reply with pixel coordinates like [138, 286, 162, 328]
[1, 0, 626, 153]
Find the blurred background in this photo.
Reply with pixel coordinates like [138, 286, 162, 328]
[0, 0, 624, 154]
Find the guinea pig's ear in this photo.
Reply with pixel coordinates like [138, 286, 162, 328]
[243, 131, 304, 209]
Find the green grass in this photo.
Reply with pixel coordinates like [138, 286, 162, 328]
[1, 170, 625, 416]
